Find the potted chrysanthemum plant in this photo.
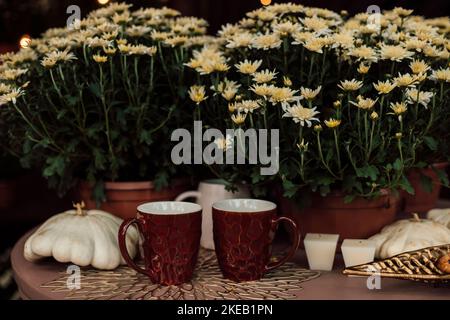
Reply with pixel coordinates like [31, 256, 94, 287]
[185, 3, 344, 197]
[338, 7, 450, 213]
[0, 93, 23, 209]
[0, 3, 211, 218]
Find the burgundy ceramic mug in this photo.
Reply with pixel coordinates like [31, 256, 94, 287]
[118, 201, 202, 286]
[212, 199, 300, 282]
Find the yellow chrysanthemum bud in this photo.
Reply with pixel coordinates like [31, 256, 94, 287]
[314, 124, 323, 132]
[93, 54, 108, 63]
[283, 76, 292, 87]
[370, 111, 379, 121]
[324, 118, 341, 129]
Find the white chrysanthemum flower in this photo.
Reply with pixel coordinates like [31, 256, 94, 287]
[0, 68, 28, 81]
[236, 100, 261, 113]
[225, 32, 253, 49]
[379, 44, 414, 62]
[350, 95, 377, 110]
[373, 80, 396, 94]
[405, 89, 434, 108]
[189, 85, 207, 104]
[429, 68, 450, 82]
[251, 33, 282, 50]
[272, 21, 300, 37]
[300, 86, 322, 100]
[348, 45, 378, 62]
[235, 59, 263, 75]
[282, 101, 320, 127]
[338, 79, 363, 91]
[252, 69, 277, 84]
[269, 87, 299, 104]
[0, 88, 24, 105]
[215, 134, 233, 151]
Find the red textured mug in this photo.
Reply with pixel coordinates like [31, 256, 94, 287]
[118, 201, 202, 286]
[212, 199, 299, 282]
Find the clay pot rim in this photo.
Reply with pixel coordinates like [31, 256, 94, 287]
[318, 188, 391, 198]
[79, 178, 190, 191]
[0, 179, 17, 187]
[431, 162, 449, 170]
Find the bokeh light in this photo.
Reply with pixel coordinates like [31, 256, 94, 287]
[19, 35, 31, 48]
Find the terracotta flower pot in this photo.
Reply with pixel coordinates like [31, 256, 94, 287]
[277, 189, 400, 241]
[78, 179, 192, 219]
[403, 162, 449, 214]
[0, 179, 17, 209]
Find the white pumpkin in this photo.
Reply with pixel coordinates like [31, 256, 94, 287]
[24, 204, 139, 270]
[369, 214, 450, 259]
[427, 208, 450, 228]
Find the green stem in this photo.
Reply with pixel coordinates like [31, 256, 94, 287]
[99, 65, 115, 163]
[364, 111, 369, 156]
[49, 69, 63, 99]
[334, 130, 342, 175]
[316, 132, 339, 179]
[307, 55, 315, 86]
[368, 119, 375, 161]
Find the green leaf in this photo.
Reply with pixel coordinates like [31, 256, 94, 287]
[355, 165, 379, 181]
[65, 95, 78, 107]
[89, 83, 101, 98]
[393, 159, 403, 171]
[316, 175, 334, 186]
[282, 180, 299, 198]
[140, 130, 153, 145]
[93, 149, 106, 170]
[344, 195, 356, 204]
[57, 109, 68, 120]
[419, 174, 433, 193]
[433, 168, 449, 187]
[93, 182, 106, 206]
[415, 161, 427, 169]
[43, 156, 65, 178]
[423, 136, 438, 151]
[366, 165, 379, 181]
[153, 171, 169, 191]
[319, 185, 331, 197]
[399, 175, 414, 195]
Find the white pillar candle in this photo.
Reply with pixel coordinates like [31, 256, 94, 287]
[341, 239, 376, 268]
[304, 233, 339, 271]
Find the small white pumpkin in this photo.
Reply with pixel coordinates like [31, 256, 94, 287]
[427, 208, 450, 228]
[24, 203, 139, 270]
[369, 214, 450, 259]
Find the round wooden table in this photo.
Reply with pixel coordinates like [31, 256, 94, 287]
[12, 227, 450, 300]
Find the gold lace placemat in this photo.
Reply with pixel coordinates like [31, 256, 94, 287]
[42, 250, 320, 300]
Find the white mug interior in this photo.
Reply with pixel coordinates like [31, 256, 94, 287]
[138, 201, 202, 215]
[212, 199, 276, 213]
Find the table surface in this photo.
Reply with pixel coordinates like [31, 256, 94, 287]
[12, 203, 450, 300]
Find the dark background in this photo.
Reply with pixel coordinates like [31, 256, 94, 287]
[0, 0, 449, 299]
[1, 0, 450, 51]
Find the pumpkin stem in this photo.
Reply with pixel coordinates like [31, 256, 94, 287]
[73, 201, 86, 216]
[411, 213, 420, 222]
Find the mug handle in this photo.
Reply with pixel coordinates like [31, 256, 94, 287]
[118, 218, 149, 276]
[175, 191, 201, 202]
[265, 216, 300, 272]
